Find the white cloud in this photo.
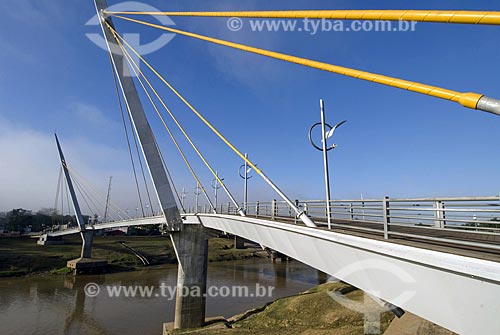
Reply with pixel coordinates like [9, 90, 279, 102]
[205, 21, 289, 91]
[0, 1, 64, 26]
[70, 102, 119, 129]
[0, 116, 148, 213]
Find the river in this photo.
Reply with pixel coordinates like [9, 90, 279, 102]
[0, 259, 326, 335]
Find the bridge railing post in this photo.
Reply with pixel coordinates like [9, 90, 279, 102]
[227, 202, 231, 215]
[294, 200, 299, 224]
[271, 199, 277, 220]
[256, 201, 260, 218]
[361, 200, 366, 221]
[349, 203, 354, 221]
[433, 200, 446, 228]
[383, 196, 390, 239]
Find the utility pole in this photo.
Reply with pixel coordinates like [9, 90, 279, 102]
[104, 176, 112, 220]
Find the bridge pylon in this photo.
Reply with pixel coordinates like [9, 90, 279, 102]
[54, 134, 107, 274]
[95, 0, 208, 328]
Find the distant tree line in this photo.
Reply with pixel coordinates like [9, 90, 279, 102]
[464, 217, 500, 229]
[0, 208, 88, 234]
[0, 208, 162, 236]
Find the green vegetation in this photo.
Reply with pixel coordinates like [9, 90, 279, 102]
[0, 207, 101, 234]
[170, 282, 395, 335]
[0, 236, 265, 277]
[208, 238, 266, 262]
[0, 208, 56, 233]
[465, 217, 500, 229]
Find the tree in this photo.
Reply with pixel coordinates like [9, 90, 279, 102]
[6, 209, 33, 232]
[0, 212, 6, 231]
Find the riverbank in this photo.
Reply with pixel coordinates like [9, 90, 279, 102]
[167, 281, 395, 335]
[0, 235, 266, 277]
[167, 282, 457, 335]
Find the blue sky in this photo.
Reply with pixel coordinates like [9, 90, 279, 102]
[1, 0, 500, 213]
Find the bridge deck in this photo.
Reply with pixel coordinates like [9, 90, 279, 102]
[255, 215, 500, 263]
[46, 212, 500, 263]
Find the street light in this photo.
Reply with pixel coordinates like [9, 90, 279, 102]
[239, 153, 254, 213]
[194, 185, 202, 213]
[211, 171, 223, 210]
[308, 99, 347, 229]
[180, 188, 188, 210]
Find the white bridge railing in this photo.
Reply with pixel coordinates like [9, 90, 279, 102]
[48, 196, 500, 250]
[188, 196, 500, 250]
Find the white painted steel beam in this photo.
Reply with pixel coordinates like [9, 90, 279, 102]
[196, 213, 500, 335]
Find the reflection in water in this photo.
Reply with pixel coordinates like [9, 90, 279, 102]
[273, 262, 287, 288]
[63, 276, 110, 335]
[0, 259, 322, 335]
[317, 270, 329, 284]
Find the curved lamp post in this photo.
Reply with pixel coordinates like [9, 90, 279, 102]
[308, 99, 347, 229]
[180, 188, 188, 210]
[239, 153, 254, 213]
[211, 171, 223, 210]
[193, 185, 202, 213]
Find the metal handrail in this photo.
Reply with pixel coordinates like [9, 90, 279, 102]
[212, 195, 500, 251]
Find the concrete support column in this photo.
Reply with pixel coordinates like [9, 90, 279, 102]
[234, 235, 245, 249]
[80, 230, 94, 259]
[170, 225, 208, 329]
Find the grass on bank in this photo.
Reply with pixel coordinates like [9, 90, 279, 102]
[0, 236, 264, 277]
[171, 282, 395, 335]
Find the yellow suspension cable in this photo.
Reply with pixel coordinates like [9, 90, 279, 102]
[105, 23, 317, 227]
[105, 10, 500, 25]
[117, 40, 225, 194]
[108, 23, 240, 211]
[116, 38, 215, 211]
[113, 15, 484, 111]
[106, 21, 264, 176]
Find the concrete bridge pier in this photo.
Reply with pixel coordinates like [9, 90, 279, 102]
[269, 250, 289, 262]
[80, 230, 94, 258]
[170, 225, 209, 329]
[234, 235, 245, 249]
[67, 230, 107, 274]
[37, 234, 64, 245]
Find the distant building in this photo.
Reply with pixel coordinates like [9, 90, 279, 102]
[104, 227, 128, 236]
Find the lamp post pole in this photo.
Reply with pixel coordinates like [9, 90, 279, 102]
[180, 187, 188, 209]
[239, 153, 253, 214]
[319, 100, 331, 228]
[308, 99, 347, 229]
[243, 154, 249, 212]
[194, 185, 202, 213]
[212, 171, 223, 210]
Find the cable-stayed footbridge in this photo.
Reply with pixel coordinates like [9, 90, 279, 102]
[37, 2, 500, 334]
